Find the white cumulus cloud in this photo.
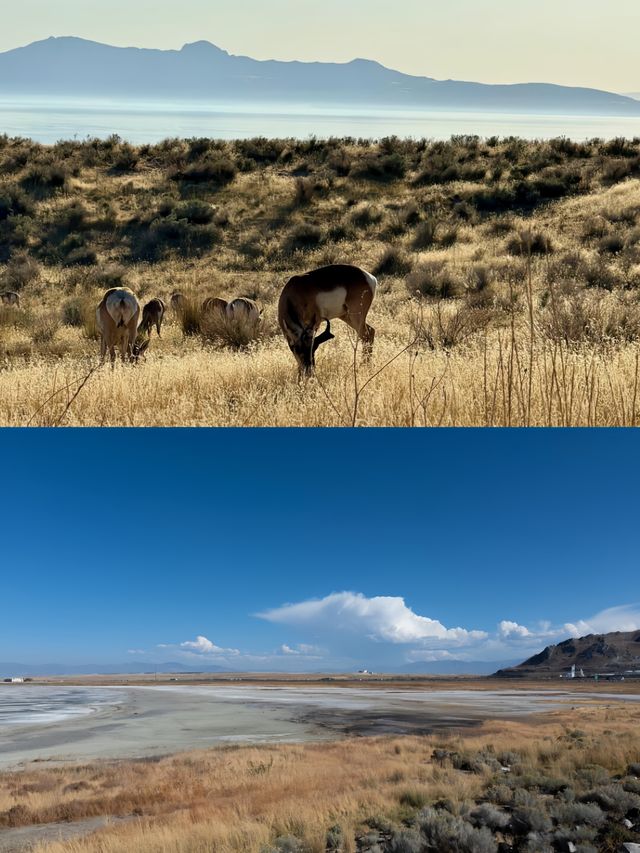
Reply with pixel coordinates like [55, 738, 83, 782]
[279, 643, 323, 657]
[158, 635, 240, 657]
[498, 620, 531, 638]
[259, 591, 487, 646]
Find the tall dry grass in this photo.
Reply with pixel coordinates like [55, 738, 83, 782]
[0, 703, 636, 852]
[3, 136, 640, 426]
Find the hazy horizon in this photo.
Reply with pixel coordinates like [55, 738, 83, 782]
[2, 0, 639, 93]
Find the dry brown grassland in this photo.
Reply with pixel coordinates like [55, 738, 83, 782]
[1, 703, 639, 852]
[2, 134, 640, 425]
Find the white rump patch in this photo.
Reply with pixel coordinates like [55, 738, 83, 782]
[364, 271, 378, 295]
[316, 287, 347, 320]
[105, 290, 138, 327]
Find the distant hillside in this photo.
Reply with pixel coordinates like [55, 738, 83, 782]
[1, 37, 640, 116]
[495, 630, 640, 678]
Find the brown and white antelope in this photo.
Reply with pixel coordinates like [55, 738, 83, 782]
[96, 287, 141, 365]
[278, 264, 377, 374]
[226, 297, 261, 326]
[202, 296, 228, 318]
[0, 291, 20, 307]
[140, 297, 166, 337]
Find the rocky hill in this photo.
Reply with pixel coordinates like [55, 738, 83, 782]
[495, 630, 640, 678]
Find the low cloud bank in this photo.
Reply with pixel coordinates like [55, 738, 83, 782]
[138, 595, 640, 671]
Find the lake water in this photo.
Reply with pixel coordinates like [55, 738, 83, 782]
[2, 95, 640, 143]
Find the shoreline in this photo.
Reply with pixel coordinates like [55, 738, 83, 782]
[2, 684, 639, 771]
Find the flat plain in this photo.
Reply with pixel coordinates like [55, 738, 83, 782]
[3, 135, 640, 426]
[1, 679, 639, 852]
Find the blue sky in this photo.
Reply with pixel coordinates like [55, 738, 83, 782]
[2, 0, 639, 92]
[1, 429, 638, 671]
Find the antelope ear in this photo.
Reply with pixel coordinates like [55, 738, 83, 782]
[138, 339, 150, 353]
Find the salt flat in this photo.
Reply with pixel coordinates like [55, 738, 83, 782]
[1, 684, 637, 769]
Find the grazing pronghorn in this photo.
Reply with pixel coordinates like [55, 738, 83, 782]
[202, 296, 228, 317]
[131, 337, 151, 362]
[170, 292, 186, 312]
[96, 287, 141, 365]
[278, 264, 377, 374]
[226, 297, 261, 325]
[0, 291, 20, 307]
[140, 298, 166, 337]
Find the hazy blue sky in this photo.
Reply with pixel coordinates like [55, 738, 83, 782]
[2, 0, 639, 93]
[1, 429, 638, 670]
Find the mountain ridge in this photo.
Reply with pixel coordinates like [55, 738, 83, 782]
[495, 630, 640, 678]
[1, 37, 639, 116]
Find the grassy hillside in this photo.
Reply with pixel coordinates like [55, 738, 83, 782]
[2, 133, 640, 425]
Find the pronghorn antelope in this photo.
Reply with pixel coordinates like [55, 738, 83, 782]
[96, 287, 141, 364]
[0, 291, 20, 307]
[226, 297, 261, 325]
[278, 264, 377, 374]
[131, 337, 151, 362]
[140, 297, 166, 337]
[202, 296, 228, 317]
[170, 292, 186, 312]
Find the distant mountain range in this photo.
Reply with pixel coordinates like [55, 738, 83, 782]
[1, 659, 517, 677]
[495, 630, 640, 678]
[0, 661, 229, 677]
[1, 37, 639, 117]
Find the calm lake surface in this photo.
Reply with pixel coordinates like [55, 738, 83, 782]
[2, 95, 640, 143]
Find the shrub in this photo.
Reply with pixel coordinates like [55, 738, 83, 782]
[63, 244, 97, 267]
[351, 151, 406, 181]
[598, 234, 625, 254]
[110, 143, 138, 172]
[292, 177, 320, 206]
[21, 163, 68, 195]
[31, 315, 59, 345]
[582, 784, 640, 815]
[388, 828, 423, 853]
[469, 803, 510, 831]
[417, 807, 498, 853]
[131, 216, 219, 261]
[325, 824, 343, 853]
[173, 200, 216, 225]
[172, 155, 237, 186]
[574, 765, 611, 788]
[95, 265, 126, 290]
[506, 229, 553, 256]
[281, 223, 324, 254]
[346, 202, 383, 229]
[539, 292, 640, 345]
[176, 297, 202, 337]
[0, 804, 32, 828]
[62, 295, 96, 328]
[373, 247, 412, 276]
[551, 801, 605, 827]
[406, 262, 464, 299]
[0, 185, 34, 220]
[412, 217, 439, 250]
[2, 252, 39, 290]
[398, 788, 428, 809]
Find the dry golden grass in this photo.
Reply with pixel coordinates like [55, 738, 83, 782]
[1, 703, 638, 852]
[3, 136, 640, 425]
